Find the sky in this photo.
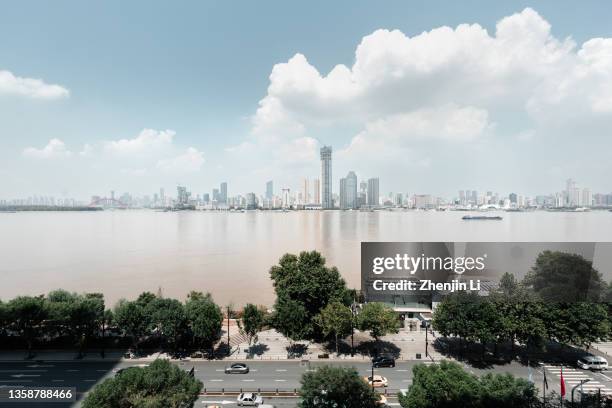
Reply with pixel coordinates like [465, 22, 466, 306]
[1, 0, 612, 200]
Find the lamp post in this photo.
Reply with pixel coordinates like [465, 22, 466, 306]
[424, 321, 430, 358]
[571, 379, 591, 406]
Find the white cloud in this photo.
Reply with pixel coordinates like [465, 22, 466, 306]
[0, 70, 69, 99]
[246, 7, 612, 171]
[23, 138, 72, 159]
[156, 147, 205, 173]
[105, 129, 176, 155]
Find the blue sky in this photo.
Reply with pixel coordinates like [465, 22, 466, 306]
[2, 1, 612, 200]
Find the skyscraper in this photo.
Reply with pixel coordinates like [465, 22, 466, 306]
[340, 171, 358, 209]
[266, 180, 273, 200]
[301, 178, 310, 205]
[367, 178, 379, 207]
[320, 146, 332, 209]
[313, 178, 321, 205]
[220, 182, 228, 204]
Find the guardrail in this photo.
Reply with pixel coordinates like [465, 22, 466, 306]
[200, 388, 402, 396]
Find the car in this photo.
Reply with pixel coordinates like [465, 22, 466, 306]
[364, 375, 388, 388]
[376, 394, 388, 406]
[372, 355, 396, 368]
[225, 363, 250, 374]
[577, 355, 608, 371]
[237, 392, 263, 406]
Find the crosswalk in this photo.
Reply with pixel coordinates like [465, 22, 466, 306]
[543, 365, 612, 396]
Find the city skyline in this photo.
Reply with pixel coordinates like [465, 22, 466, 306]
[2, 3, 612, 198]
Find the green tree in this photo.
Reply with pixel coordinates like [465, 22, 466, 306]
[398, 361, 537, 408]
[114, 300, 148, 350]
[7, 296, 47, 357]
[356, 302, 400, 341]
[299, 366, 380, 408]
[270, 251, 349, 340]
[148, 298, 187, 349]
[237, 303, 266, 354]
[524, 251, 605, 302]
[315, 301, 353, 354]
[185, 294, 222, 354]
[82, 359, 202, 408]
[273, 297, 312, 344]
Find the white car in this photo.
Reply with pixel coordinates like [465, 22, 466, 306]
[577, 355, 608, 371]
[364, 375, 388, 388]
[237, 392, 263, 406]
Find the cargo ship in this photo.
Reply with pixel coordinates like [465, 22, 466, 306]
[462, 215, 503, 220]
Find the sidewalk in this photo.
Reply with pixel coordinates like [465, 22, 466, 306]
[0, 329, 442, 363]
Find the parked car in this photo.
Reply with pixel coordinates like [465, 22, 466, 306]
[364, 375, 388, 388]
[190, 351, 204, 358]
[577, 355, 608, 371]
[237, 392, 263, 406]
[372, 355, 396, 368]
[225, 363, 250, 374]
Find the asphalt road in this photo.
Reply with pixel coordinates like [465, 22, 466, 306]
[1, 359, 611, 407]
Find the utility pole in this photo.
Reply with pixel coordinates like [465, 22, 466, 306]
[227, 305, 231, 356]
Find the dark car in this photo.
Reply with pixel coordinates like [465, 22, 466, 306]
[372, 355, 396, 368]
[225, 363, 250, 374]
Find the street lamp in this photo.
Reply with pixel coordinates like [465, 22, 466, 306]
[423, 320, 430, 358]
[571, 379, 591, 406]
[350, 299, 357, 357]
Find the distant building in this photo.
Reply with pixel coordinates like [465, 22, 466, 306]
[367, 178, 379, 207]
[339, 171, 358, 209]
[220, 182, 228, 204]
[509, 193, 517, 204]
[301, 178, 310, 205]
[266, 180, 273, 200]
[246, 193, 257, 209]
[414, 194, 434, 209]
[177, 185, 190, 206]
[313, 178, 321, 205]
[320, 146, 332, 209]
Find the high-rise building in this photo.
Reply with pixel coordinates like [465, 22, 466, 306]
[320, 146, 332, 209]
[339, 171, 358, 209]
[282, 188, 290, 208]
[582, 188, 592, 207]
[367, 178, 379, 207]
[509, 193, 517, 204]
[212, 188, 220, 202]
[177, 185, 190, 206]
[313, 178, 321, 205]
[220, 182, 228, 204]
[301, 178, 310, 205]
[266, 180, 273, 200]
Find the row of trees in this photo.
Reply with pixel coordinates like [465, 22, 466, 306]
[433, 251, 612, 354]
[269, 251, 401, 352]
[0, 289, 227, 355]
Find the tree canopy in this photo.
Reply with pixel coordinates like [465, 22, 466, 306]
[299, 366, 380, 408]
[82, 359, 202, 408]
[270, 251, 350, 341]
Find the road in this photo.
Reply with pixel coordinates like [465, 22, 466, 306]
[1, 359, 612, 407]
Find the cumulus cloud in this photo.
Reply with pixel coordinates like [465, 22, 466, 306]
[104, 129, 176, 155]
[23, 139, 72, 159]
[156, 147, 205, 173]
[245, 7, 612, 174]
[0, 70, 69, 99]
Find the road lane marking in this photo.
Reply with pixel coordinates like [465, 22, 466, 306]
[52, 380, 64, 382]
[67, 369, 79, 372]
[242, 379, 255, 382]
[0, 370, 47, 373]
[210, 379, 223, 382]
[275, 379, 286, 382]
[275, 369, 287, 372]
[84, 380, 97, 382]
